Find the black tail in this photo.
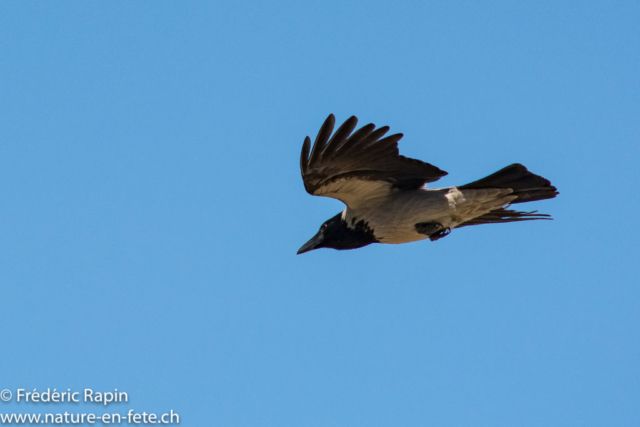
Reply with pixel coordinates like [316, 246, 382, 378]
[456, 207, 552, 228]
[460, 163, 558, 203]
[457, 163, 558, 228]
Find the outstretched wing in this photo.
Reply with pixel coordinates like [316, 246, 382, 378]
[300, 114, 447, 207]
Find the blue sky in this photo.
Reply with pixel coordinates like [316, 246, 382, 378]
[1, 1, 639, 426]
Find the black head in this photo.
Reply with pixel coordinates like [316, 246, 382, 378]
[297, 213, 378, 254]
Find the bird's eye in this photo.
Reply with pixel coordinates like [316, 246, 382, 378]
[322, 224, 328, 230]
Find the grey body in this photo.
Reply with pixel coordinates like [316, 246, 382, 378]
[341, 184, 517, 244]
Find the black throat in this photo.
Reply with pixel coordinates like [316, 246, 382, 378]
[323, 213, 378, 250]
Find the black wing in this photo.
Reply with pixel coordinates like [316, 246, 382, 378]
[300, 114, 447, 206]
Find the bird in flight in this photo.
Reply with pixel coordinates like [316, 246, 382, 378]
[297, 114, 558, 254]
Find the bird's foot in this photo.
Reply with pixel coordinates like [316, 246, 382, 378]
[429, 228, 450, 241]
[415, 222, 451, 241]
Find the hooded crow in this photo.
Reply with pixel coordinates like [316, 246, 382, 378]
[297, 114, 559, 254]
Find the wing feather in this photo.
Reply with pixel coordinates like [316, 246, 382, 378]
[332, 123, 375, 155]
[308, 114, 334, 168]
[323, 116, 358, 157]
[300, 114, 448, 206]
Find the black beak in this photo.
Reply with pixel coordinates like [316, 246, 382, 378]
[297, 230, 324, 255]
